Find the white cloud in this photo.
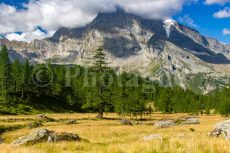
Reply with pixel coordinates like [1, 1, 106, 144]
[214, 7, 230, 18]
[223, 28, 230, 35]
[5, 29, 54, 42]
[5, 33, 27, 42]
[0, 0, 193, 42]
[205, 0, 230, 5]
[116, 0, 185, 19]
[178, 15, 198, 28]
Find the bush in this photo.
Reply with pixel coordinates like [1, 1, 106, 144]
[189, 128, 195, 132]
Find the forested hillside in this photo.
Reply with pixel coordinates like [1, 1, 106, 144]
[0, 45, 229, 116]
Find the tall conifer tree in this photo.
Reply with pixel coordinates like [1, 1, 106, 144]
[0, 45, 12, 102]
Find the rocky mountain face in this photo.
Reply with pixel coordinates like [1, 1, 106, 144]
[0, 10, 230, 94]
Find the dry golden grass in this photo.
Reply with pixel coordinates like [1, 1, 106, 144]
[0, 113, 230, 153]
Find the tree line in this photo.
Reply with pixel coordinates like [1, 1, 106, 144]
[0, 45, 229, 116]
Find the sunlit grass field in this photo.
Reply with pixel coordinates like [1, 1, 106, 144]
[0, 113, 229, 153]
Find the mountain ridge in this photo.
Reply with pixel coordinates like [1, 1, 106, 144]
[0, 10, 230, 93]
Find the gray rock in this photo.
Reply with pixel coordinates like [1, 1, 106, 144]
[143, 134, 162, 141]
[155, 120, 176, 128]
[180, 117, 200, 125]
[209, 120, 230, 140]
[121, 119, 133, 125]
[209, 128, 222, 137]
[12, 128, 81, 145]
[47, 132, 80, 142]
[38, 114, 55, 122]
[12, 129, 51, 145]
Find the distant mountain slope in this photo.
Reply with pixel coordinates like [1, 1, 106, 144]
[0, 9, 230, 93]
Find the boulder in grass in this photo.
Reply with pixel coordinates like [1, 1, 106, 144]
[12, 129, 51, 145]
[209, 120, 230, 140]
[209, 128, 222, 137]
[38, 114, 55, 122]
[155, 120, 176, 128]
[12, 128, 81, 145]
[180, 117, 200, 125]
[48, 132, 80, 142]
[121, 119, 133, 125]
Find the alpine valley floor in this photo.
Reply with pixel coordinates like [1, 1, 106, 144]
[0, 113, 229, 153]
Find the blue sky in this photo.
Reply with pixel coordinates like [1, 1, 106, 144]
[0, 0, 230, 43]
[0, 0, 28, 6]
[174, 1, 230, 44]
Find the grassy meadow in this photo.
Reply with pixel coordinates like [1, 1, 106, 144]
[0, 113, 229, 153]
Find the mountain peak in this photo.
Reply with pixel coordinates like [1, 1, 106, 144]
[0, 9, 230, 94]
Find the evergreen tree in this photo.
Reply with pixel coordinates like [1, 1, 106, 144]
[0, 46, 228, 116]
[0, 45, 12, 103]
[12, 59, 23, 93]
[83, 48, 112, 118]
[32, 64, 53, 96]
[22, 59, 31, 98]
[54, 65, 66, 97]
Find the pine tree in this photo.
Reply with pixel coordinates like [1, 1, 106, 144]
[22, 59, 31, 98]
[83, 48, 112, 118]
[12, 59, 23, 93]
[113, 74, 127, 117]
[32, 64, 53, 96]
[0, 45, 13, 103]
[54, 65, 66, 97]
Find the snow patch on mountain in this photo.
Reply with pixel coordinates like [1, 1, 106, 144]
[163, 19, 176, 38]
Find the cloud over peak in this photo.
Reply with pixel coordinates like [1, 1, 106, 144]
[5, 29, 55, 42]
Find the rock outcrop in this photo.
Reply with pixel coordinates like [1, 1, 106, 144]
[155, 120, 176, 128]
[38, 114, 55, 122]
[209, 120, 230, 140]
[155, 117, 200, 128]
[177, 117, 200, 125]
[12, 129, 81, 145]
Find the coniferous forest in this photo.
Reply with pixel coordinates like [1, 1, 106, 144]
[0, 45, 229, 116]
